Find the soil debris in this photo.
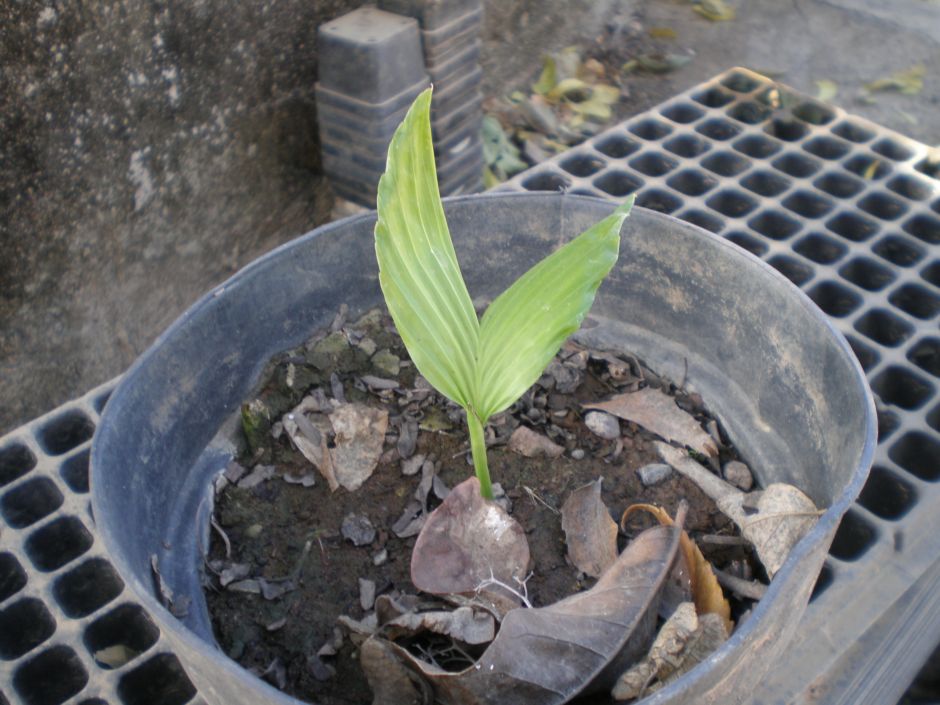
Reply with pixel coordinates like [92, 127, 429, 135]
[586, 388, 719, 458]
[341, 513, 377, 547]
[560, 478, 619, 578]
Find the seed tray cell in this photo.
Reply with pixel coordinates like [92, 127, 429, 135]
[3, 68, 940, 704]
[500, 67, 940, 704]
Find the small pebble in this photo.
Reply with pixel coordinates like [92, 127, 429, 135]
[571, 448, 586, 460]
[245, 523, 264, 539]
[724, 460, 754, 491]
[584, 411, 620, 440]
[373, 548, 388, 566]
[359, 578, 376, 611]
[638, 463, 672, 487]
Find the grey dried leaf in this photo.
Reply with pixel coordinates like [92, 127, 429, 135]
[283, 471, 316, 487]
[362, 375, 400, 390]
[341, 513, 377, 547]
[238, 464, 275, 489]
[561, 478, 619, 578]
[338, 613, 378, 638]
[259, 578, 295, 601]
[392, 500, 425, 539]
[308, 654, 337, 682]
[223, 461, 247, 484]
[508, 425, 564, 458]
[219, 562, 251, 587]
[397, 417, 420, 459]
[384, 606, 496, 646]
[586, 388, 718, 457]
[227, 578, 261, 594]
[402, 453, 426, 476]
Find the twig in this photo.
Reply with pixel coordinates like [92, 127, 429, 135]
[713, 568, 767, 601]
[699, 534, 750, 546]
[210, 515, 232, 559]
[476, 569, 533, 609]
[523, 485, 559, 514]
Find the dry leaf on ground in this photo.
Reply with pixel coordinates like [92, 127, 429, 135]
[656, 442, 820, 578]
[585, 388, 718, 458]
[382, 606, 496, 646]
[380, 522, 681, 705]
[329, 403, 389, 491]
[621, 503, 732, 632]
[410, 477, 530, 601]
[561, 478, 619, 578]
[693, 0, 736, 21]
[612, 602, 730, 700]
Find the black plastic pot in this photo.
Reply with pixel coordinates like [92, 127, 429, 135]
[91, 192, 876, 705]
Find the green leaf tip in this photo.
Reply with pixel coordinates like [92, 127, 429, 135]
[374, 88, 634, 497]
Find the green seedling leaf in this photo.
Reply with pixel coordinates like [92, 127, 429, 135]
[375, 89, 479, 409]
[474, 197, 632, 418]
[376, 88, 633, 497]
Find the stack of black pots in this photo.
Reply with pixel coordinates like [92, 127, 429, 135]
[316, 1, 484, 207]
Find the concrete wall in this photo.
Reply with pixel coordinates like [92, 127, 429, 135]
[1, 0, 365, 432]
[0, 0, 626, 433]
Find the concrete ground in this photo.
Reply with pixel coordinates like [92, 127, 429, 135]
[1, 0, 938, 429]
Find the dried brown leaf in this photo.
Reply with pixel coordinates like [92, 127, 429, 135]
[621, 503, 732, 633]
[329, 403, 389, 491]
[411, 477, 530, 598]
[585, 388, 718, 457]
[383, 523, 681, 705]
[561, 478, 619, 578]
[383, 606, 496, 645]
[656, 442, 820, 578]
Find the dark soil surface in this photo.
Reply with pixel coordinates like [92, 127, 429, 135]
[205, 307, 756, 704]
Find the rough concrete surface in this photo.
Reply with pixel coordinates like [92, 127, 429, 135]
[1, 0, 939, 433]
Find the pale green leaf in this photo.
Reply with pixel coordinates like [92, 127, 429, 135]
[592, 84, 622, 104]
[547, 77, 591, 103]
[815, 79, 839, 102]
[532, 56, 558, 96]
[375, 88, 480, 408]
[474, 197, 634, 418]
[569, 98, 613, 122]
[865, 64, 925, 95]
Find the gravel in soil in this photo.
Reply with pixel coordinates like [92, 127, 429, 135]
[205, 307, 757, 704]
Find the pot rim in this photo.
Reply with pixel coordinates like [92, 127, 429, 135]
[91, 191, 877, 704]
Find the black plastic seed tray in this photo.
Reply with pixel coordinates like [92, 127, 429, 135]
[420, 7, 483, 60]
[427, 40, 482, 87]
[499, 67, 940, 705]
[2, 68, 939, 705]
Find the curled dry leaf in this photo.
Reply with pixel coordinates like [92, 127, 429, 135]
[382, 523, 681, 705]
[621, 503, 732, 633]
[585, 388, 718, 458]
[283, 400, 388, 491]
[611, 602, 730, 700]
[361, 637, 427, 705]
[383, 606, 496, 646]
[411, 477, 530, 600]
[656, 442, 820, 578]
[561, 478, 619, 578]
